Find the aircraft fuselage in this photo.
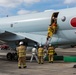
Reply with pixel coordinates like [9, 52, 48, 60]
[0, 7, 76, 46]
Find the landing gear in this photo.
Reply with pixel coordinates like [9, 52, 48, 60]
[6, 53, 12, 61]
[6, 52, 18, 61]
[12, 53, 18, 60]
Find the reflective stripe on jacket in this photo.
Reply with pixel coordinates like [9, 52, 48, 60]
[17, 45, 26, 57]
[38, 48, 44, 56]
[48, 47, 54, 55]
[47, 26, 53, 37]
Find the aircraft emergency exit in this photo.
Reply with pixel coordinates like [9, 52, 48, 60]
[0, 7, 76, 48]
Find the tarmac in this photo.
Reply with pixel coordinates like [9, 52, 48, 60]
[0, 59, 76, 75]
[55, 47, 76, 56]
[0, 48, 76, 75]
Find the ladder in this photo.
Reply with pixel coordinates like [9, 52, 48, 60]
[45, 37, 52, 48]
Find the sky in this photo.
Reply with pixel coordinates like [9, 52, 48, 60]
[0, 0, 76, 17]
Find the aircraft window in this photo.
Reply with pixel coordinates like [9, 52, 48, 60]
[61, 16, 66, 22]
[10, 24, 13, 27]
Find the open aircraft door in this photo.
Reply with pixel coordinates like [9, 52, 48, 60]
[50, 12, 60, 45]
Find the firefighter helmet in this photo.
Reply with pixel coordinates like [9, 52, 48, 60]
[19, 41, 23, 45]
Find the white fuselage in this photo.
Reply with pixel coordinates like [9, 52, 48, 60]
[0, 7, 76, 46]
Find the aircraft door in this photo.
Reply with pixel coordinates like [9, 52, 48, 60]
[50, 12, 59, 44]
[51, 12, 59, 25]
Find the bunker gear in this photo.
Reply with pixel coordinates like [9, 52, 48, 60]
[38, 47, 44, 64]
[48, 46, 55, 63]
[17, 45, 26, 68]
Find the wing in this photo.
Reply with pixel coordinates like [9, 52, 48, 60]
[16, 32, 46, 44]
[0, 31, 46, 46]
[0, 31, 25, 41]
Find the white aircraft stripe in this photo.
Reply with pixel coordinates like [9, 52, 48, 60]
[14, 17, 49, 24]
[2, 17, 49, 24]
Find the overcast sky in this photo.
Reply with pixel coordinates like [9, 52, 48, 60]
[0, 0, 76, 17]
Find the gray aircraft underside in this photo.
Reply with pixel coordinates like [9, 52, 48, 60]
[0, 7, 76, 48]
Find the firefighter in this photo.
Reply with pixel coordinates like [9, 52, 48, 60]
[48, 44, 55, 63]
[38, 45, 44, 64]
[51, 19, 58, 34]
[30, 45, 38, 62]
[47, 25, 53, 41]
[17, 41, 27, 69]
[47, 17, 58, 41]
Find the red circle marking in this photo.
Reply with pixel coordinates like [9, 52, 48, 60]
[70, 18, 76, 27]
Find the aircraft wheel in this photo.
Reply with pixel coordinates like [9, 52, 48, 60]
[11, 53, 15, 60]
[6, 53, 12, 61]
[13, 53, 18, 60]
